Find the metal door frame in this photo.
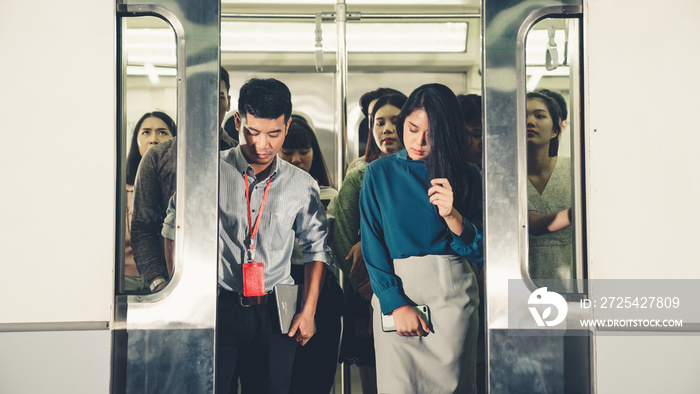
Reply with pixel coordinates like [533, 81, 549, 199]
[114, 1, 486, 392]
[114, 0, 220, 392]
[482, 0, 589, 392]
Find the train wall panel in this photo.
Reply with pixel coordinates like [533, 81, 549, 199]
[586, 0, 700, 392]
[595, 336, 700, 394]
[0, 1, 116, 323]
[585, 0, 700, 280]
[0, 330, 111, 394]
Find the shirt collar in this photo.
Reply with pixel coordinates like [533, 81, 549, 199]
[396, 148, 410, 160]
[231, 145, 280, 181]
[395, 148, 426, 165]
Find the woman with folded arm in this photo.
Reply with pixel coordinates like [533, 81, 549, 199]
[124, 111, 176, 292]
[526, 91, 573, 292]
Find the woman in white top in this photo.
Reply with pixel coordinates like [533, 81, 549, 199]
[526, 91, 573, 291]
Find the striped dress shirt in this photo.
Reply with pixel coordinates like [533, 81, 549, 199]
[163, 145, 329, 293]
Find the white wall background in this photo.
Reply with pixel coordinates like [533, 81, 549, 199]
[585, 0, 700, 392]
[585, 1, 700, 280]
[0, 0, 114, 392]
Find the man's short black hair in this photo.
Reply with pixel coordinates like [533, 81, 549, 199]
[220, 66, 230, 93]
[238, 78, 292, 122]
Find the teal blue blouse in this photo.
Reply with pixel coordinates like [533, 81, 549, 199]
[360, 149, 483, 314]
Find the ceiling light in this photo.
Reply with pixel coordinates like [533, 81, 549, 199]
[221, 21, 467, 52]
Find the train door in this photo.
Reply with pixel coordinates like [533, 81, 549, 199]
[114, 0, 596, 392]
[111, 1, 700, 393]
[113, 0, 221, 392]
[482, 0, 593, 392]
[168, 2, 480, 392]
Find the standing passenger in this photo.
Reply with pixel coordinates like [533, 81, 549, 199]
[347, 87, 404, 174]
[526, 91, 572, 291]
[361, 84, 483, 393]
[458, 93, 486, 394]
[280, 116, 344, 394]
[162, 78, 328, 394]
[333, 93, 406, 394]
[458, 94, 483, 170]
[124, 111, 176, 291]
[537, 88, 568, 132]
[131, 66, 237, 293]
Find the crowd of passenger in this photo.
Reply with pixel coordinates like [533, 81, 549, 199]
[124, 66, 571, 394]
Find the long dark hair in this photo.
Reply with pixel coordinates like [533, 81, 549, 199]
[457, 94, 482, 126]
[527, 91, 562, 157]
[397, 83, 475, 213]
[283, 116, 333, 188]
[536, 89, 567, 121]
[359, 87, 404, 117]
[364, 93, 408, 164]
[126, 111, 176, 185]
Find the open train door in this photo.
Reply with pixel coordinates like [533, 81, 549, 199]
[481, 0, 592, 392]
[113, 0, 221, 392]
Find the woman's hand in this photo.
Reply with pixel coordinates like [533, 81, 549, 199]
[428, 178, 464, 236]
[528, 208, 572, 236]
[392, 306, 430, 337]
[347, 241, 368, 281]
[428, 178, 455, 218]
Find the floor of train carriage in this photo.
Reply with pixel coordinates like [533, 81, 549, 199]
[232, 363, 358, 393]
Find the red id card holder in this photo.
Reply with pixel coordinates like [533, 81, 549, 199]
[242, 262, 265, 297]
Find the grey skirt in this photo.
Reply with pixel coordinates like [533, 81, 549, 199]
[372, 254, 479, 394]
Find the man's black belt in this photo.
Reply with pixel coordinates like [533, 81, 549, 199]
[236, 292, 270, 306]
[219, 288, 272, 306]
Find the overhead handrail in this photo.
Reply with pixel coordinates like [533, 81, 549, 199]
[314, 14, 323, 72]
[545, 21, 559, 70]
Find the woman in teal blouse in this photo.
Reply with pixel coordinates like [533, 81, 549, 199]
[360, 83, 483, 393]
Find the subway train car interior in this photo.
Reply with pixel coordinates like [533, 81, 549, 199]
[2, 0, 700, 393]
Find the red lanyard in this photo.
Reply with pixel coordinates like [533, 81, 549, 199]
[244, 174, 273, 258]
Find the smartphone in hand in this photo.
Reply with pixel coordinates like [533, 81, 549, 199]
[381, 305, 431, 333]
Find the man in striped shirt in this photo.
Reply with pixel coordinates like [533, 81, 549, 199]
[163, 78, 328, 394]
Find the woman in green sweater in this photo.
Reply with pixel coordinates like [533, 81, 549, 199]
[331, 93, 406, 393]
